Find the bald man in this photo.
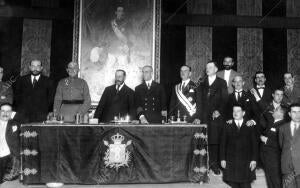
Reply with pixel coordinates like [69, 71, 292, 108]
[53, 62, 91, 122]
[134, 66, 167, 124]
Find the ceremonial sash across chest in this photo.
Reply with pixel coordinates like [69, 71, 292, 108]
[175, 84, 196, 116]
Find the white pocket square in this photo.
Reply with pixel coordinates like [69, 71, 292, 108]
[12, 125, 17, 132]
[270, 128, 276, 132]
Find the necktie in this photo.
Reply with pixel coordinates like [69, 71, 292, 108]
[294, 124, 299, 136]
[116, 85, 120, 93]
[33, 77, 37, 87]
[147, 83, 150, 90]
[237, 121, 241, 129]
[236, 91, 242, 101]
[181, 82, 185, 91]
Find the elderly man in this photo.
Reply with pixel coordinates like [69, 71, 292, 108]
[15, 59, 55, 122]
[94, 70, 135, 122]
[282, 72, 300, 105]
[217, 56, 239, 94]
[225, 75, 259, 122]
[135, 66, 167, 124]
[0, 103, 20, 184]
[279, 103, 300, 188]
[169, 65, 201, 123]
[0, 67, 13, 105]
[53, 62, 91, 122]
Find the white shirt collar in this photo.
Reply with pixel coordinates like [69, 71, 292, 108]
[116, 83, 125, 91]
[31, 74, 40, 82]
[234, 119, 244, 126]
[145, 79, 153, 86]
[182, 79, 190, 86]
[224, 69, 231, 73]
[208, 75, 216, 85]
[235, 89, 243, 93]
[257, 85, 265, 89]
[273, 101, 280, 109]
[274, 119, 282, 123]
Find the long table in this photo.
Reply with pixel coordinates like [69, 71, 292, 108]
[20, 123, 208, 184]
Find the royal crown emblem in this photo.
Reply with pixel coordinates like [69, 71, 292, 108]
[103, 133, 132, 170]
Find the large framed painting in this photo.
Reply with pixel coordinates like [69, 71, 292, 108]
[73, 0, 161, 104]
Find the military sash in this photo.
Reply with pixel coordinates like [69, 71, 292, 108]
[175, 84, 196, 116]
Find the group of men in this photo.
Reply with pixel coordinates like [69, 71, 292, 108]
[0, 56, 300, 188]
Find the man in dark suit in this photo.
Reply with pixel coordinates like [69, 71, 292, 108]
[260, 88, 288, 132]
[220, 104, 258, 188]
[260, 107, 286, 188]
[279, 103, 300, 188]
[94, 69, 135, 122]
[282, 72, 300, 106]
[15, 60, 55, 123]
[199, 61, 228, 175]
[216, 56, 240, 94]
[135, 66, 167, 124]
[225, 75, 259, 122]
[0, 103, 20, 184]
[250, 71, 272, 112]
[169, 65, 201, 123]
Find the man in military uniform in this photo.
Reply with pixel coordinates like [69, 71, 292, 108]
[169, 65, 201, 123]
[53, 62, 91, 122]
[134, 66, 167, 124]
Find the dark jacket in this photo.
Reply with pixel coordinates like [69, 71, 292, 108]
[261, 119, 285, 150]
[5, 120, 20, 158]
[220, 120, 258, 182]
[279, 122, 300, 176]
[225, 90, 259, 121]
[169, 80, 201, 123]
[134, 81, 166, 123]
[251, 85, 272, 112]
[94, 84, 135, 122]
[199, 77, 228, 123]
[15, 74, 54, 122]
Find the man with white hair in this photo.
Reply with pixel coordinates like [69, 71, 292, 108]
[53, 62, 91, 122]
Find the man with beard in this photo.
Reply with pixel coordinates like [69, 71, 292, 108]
[282, 72, 300, 105]
[217, 57, 239, 94]
[94, 69, 135, 122]
[15, 60, 55, 122]
[53, 62, 91, 122]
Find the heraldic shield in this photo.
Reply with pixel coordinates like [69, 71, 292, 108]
[103, 133, 132, 170]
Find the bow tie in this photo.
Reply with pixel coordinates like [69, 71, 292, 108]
[235, 91, 242, 93]
[257, 86, 265, 89]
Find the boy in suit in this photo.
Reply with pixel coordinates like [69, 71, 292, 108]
[220, 104, 258, 188]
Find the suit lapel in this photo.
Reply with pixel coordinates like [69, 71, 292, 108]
[254, 86, 262, 98]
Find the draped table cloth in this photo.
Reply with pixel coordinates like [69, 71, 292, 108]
[20, 124, 208, 184]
